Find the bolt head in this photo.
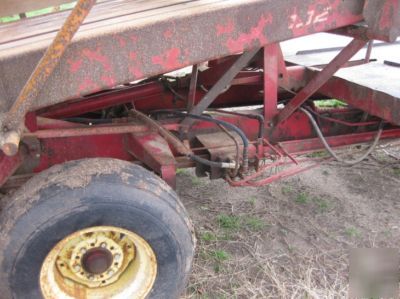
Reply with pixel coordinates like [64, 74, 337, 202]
[73, 265, 81, 272]
[114, 254, 121, 262]
[100, 242, 107, 248]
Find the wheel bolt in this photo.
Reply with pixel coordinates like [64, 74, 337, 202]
[114, 254, 121, 262]
[88, 275, 94, 280]
[107, 269, 114, 276]
[73, 265, 81, 272]
[100, 242, 107, 248]
[80, 247, 87, 254]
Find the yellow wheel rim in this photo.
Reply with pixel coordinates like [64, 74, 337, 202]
[40, 226, 157, 299]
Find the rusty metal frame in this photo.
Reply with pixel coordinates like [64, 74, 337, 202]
[181, 48, 260, 128]
[273, 38, 368, 126]
[0, 0, 96, 156]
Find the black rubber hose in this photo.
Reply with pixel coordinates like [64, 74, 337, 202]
[188, 154, 232, 168]
[154, 110, 249, 171]
[300, 107, 384, 165]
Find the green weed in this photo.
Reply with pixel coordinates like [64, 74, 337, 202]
[201, 231, 217, 242]
[345, 227, 361, 238]
[244, 217, 266, 231]
[313, 197, 330, 212]
[314, 99, 347, 108]
[295, 193, 309, 204]
[282, 186, 293, 195]
[217, 214, 241, 230]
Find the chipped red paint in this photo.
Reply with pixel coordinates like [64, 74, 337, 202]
[216, 21, 235, 36]
[164, 29, 174, 39]
[68, 58, 83, 73]
[379, 0, 397, 31]
[1, 0, 400, 189]
[128, 51, 144, 78]
[226, 14, 272, 53]
[100, 75, 116, 87]
[82, 47, 112, 72]
[116, 36, 127, 48]
[78, 77, 100, 94]
[152, 48, 182, 70]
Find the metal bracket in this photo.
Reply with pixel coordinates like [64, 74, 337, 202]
[180, 48, 260, 128]
[273, 38, 367, 126]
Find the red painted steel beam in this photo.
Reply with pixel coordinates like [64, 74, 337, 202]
[273, 38, 368, 125]
[40, 81, 165, 118]
[279, 128, 400, 155]
[363, 0, 400, 42]
[126, 133, 177, 188]
[0, 148, 26, 187]
[281, 66, 400, 126]
[263, 44, 279, 125]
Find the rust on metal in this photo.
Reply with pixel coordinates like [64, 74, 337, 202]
[40, 226, 157, 298]
[0, 0, 365, 113]
[273, 38, 368, 126]
[130, 109, 191, 156]
[23, 124, 149, 139]
[1, 0, 96, 155]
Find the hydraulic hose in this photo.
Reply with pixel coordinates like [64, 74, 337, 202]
[300, 107, 384, 165]
[154, 110, 250, 171]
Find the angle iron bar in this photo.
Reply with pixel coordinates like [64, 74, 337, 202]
[181, 48, 261, 128]
[273, 38, 368, 126]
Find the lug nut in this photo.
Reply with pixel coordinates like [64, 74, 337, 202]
[100, 242, 107, 248]
[80, 247, 87, 254]
[88, 275, 94, 281]
[107, 269, 114, 276]
[114, 254, 121, 262]
[73, 264, 81, 272]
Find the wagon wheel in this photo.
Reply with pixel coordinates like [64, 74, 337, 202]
[0, 158, 195, 299]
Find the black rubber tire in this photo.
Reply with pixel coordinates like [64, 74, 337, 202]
[0, 158, 195, 299]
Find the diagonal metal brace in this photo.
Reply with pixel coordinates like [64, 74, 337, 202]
[273, 38, 367, 126]
[0, 0, 96, 156]
[181, 48, 260, 128]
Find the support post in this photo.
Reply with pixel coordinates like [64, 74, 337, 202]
[263, 44, 279, 127]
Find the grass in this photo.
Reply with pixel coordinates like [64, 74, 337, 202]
[345, 227, 361, 238]
[201, 231, 217, 242]
[0, 2, 76, 23]
[248, 196, 257, 207]
[200, 249, 231, 273]
[314, 99, 347, 108]
[191, 176, 204, 186]
[295, 193, 309, 204]
[281, 185, 293, 195]
[244, 217, 267, 231]
[217, 214, 241, 230]
[312, 197, 330, 212]
[217, 214, 267, 234]
[392, 168, 400, 177]
[307, 150, 329, 158]
[210, 250, 230, 262]
[176, 168, 189, 175]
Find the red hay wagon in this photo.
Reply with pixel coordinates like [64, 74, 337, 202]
[0, 0, 399, 298]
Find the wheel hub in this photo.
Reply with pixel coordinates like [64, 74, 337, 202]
[40, 226, 157, 298]
[82, 247, 113, 275]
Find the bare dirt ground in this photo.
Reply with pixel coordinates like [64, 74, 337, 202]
[180, 144, 400, 299]
[0, 145, 399, 299]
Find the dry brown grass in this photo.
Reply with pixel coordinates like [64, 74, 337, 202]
[178, 146, 400, 298]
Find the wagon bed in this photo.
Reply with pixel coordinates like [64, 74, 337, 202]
[0, 0, 366, 112]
